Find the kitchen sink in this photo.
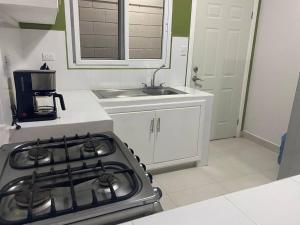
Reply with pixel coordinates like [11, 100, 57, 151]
[93, 87, 187, 99]
[142, 88, 181, 96]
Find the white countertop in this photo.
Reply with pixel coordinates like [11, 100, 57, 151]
[125, 175, 300, 225]
[11, 87, 211, 130]
[97, 86, 213, 108]
[12, 90, 111, 128]
[9, 90, 113, 142]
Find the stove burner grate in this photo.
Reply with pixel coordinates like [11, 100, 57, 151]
[0, 161, 138, 225]
[9, 133, 116, 169]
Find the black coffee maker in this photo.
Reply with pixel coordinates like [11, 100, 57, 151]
[13, 70, 66, 122]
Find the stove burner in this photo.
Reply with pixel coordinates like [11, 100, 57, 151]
[92, 173, 119, 193]
[28, 148, 50, 161]
[15, 187, 51, 208]
[0, 161, 140, 225]
[10, 134, 116, 169]
[82, 138, 110, 155]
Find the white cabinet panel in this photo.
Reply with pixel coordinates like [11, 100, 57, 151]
[154, 107, 201, 163]
[111, 111, 155, 164]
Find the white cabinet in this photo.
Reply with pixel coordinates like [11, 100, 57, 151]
[0, 0, 59, 24]
[110, 111, 155, 164]
[154, 107, 201, 163]
[111, 106, 201, 166]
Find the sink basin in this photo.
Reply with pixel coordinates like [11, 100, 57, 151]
[142, 87, 183, 96]
[93, 89, 146, 99]
[93, 87, 186, 99]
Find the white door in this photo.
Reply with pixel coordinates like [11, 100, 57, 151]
[154, 107, 201, 163]
[110, 111, 155, 164]
[191, 0, 254, 139]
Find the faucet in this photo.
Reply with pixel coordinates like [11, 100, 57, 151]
[150, 64, 166, 88]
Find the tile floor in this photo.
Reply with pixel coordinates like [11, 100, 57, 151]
[153, 137, 280, 210]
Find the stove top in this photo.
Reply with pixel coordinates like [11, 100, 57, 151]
[0, 132, 162, 225]
[9, 134, 116, 169]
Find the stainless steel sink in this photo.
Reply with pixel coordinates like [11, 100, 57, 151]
[93, 87, 187, 99]
[142, 88, 183, 96]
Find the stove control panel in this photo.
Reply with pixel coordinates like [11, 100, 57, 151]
[124, 142, 153, 184]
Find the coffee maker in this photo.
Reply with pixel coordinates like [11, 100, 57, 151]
[13, 70, 66, 122]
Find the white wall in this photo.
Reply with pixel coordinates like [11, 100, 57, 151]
[0, 50, 10, 145]
[244, 0, 300, 146]
[10, 29, 188, 90]
[0, 28, 23, 145]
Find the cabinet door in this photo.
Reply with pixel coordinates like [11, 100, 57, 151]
[110, 111, 155, 164]
[154, 107, 201, 163]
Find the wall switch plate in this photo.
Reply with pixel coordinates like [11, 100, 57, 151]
[42, 52, 56, 61]
[180, 45, 188, 56]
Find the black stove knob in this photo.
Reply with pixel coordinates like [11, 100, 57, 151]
[134, 155, 140, 163]
[124, 142, 128, 147]
[145, 172, 153, 183]
[129, 148, 134, 155]
[140, 163, 146, 171]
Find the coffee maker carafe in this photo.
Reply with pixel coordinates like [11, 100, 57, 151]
[13, 70, 66, 122]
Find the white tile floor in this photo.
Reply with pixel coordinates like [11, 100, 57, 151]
[153, 137, 280, 210]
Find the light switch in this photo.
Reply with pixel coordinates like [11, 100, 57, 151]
[42, 52, 56, 61]
[180, 45, 188, 56]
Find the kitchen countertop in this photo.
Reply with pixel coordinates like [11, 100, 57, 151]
[13, 90, 111, 128]
[10, 87, 211, 129]
[97, 86, 213, 108]
[7, 86, 213, 149]
[8, 90, 113, 142]
[124, 175, 300, 225]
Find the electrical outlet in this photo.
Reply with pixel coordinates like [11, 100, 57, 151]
[42, 52, 56, 61]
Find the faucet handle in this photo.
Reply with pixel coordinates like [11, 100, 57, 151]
[159, 82, 166, 87]
[141, 83, 148, 88]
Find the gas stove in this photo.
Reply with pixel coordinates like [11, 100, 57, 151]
[0, 132, 162, 225]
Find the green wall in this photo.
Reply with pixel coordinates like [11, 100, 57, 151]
[172, 0, 192, 37]
[19, 0, 192, 37]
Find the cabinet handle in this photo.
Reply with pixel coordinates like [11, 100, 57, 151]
[157, 118, 161, 132]
[150, 118, 154, 133]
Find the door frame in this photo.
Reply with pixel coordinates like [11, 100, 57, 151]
[186, 0, 261, 138]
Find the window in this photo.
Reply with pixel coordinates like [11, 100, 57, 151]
[65, 0, 172, 68]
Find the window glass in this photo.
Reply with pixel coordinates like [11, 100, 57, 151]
[66, 0, 170, 67]
[129, 0, 165, 59]
[78, 0, 122, 60]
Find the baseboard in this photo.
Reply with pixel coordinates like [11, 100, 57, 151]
[147, 156, 201, 172]
[0, 124, 9, 146]
[242, 131, 280, 153]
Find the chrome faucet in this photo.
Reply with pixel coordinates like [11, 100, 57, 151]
[150, 64, 166, 88]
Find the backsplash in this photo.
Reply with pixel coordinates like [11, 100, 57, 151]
[0, 48, 11, 145]
[2, 28, 189, 90]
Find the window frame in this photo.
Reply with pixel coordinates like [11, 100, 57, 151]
[65, 0, 173, 69]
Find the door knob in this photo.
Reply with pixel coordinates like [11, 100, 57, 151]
[193, 66, 199, 74]
[192, 76, 204, 82]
